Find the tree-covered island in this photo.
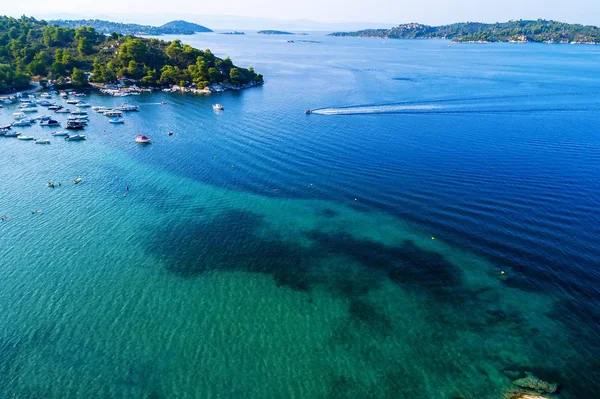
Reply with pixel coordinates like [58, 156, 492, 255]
[0, 16, 263, 93]
[329, 20, 600, 44]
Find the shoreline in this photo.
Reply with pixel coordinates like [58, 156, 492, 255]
[93, 80, 263, 96]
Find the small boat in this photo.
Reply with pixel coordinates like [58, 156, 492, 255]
[66, 99, 79, 104]
[65, 134, 86, 141]
[212, 104, 224, 111]
[65, 121, 85, 130]
[168, 131, 173, 136]
[59, 92, 68, 98]
[68, 115, 88, 121]
[135, 134, 151, 144]
[48, 105, 62, 110]
[39, 93, 51, 99]
[71, 110, 88, 116]
[40, 119, 60, 126]
[73, 93, 86, 97]
[305, 109, 312, 114]
[109, 118, 124, 124]
[1, 98, 13, 104]
[35, 139, 51, 144]
[0, 124, 12, 130]
[55, 108, 71, 114]
[38, 100, 52, 106]
[76, 102, 91, 108]
[12, 119, 32, 127]
[92, 106, 107, 112]
[4, 131, 20, 137]
[34, 115, 51, 121]
[52, 131, 69, 136]
[17, 135, 34, 140]
[116, 104, 139, 112]
[0, 129, 6, 136]
[13, 112, 27, 119]
[103, 110, 123, 117]
[73, 177, 83, 184]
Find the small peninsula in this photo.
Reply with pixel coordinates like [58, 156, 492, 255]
[51, 19, 213, 36]
[329, 20, 600, 44]
[258, 30, 294, 35]
[0, 16, 262, 93]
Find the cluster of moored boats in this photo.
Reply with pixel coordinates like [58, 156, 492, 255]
[0, 90, 148, 144]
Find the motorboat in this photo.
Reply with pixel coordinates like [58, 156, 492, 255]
[40, 119, 60, 126]
[73, 177, 83, 184]
[48, 105, 62, 110]
[109, 118, 124, 124]
[59, 91, 68, 98]
[65, 134, 86, 141]
[66, 99, 79, 104]
[4, 131, 20, 137]
[18, 103, 37, 110]
[33, 115, 51, 121]
[135, 134, 151, 144]
[92, 106, 107, 111]
[17, 135, 34, 140]
[55, 108, 71, 113]
[67, 118, 88, 125]
[0, 129, 6, 136]
[76, 102, 91, 108]
[0, 124, 12, 130]
[35, 139, 51, 144]
[65, 121, 85, 130]
[39, 93, 51, 99]
[68, 115, 88, 122]
[1, 98, 13, 104]
[13, 112, 27, 119]
[212, 104, 224, 111]
[38, 100, 52, 106]
[103, 110, 123, 117]
[305, 109, 312, 114]
[71, 110, 88, 116]
[12, 119, 32, 127]
[52, 131, 69, 136]
[116, 104, 138, 112]
[73, 93, 86, 97]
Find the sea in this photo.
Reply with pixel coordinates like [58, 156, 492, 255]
[0, 33, 599, 398]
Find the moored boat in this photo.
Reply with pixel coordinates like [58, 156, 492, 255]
[65, 134, 86, 141]
[109, 118, 124, 124]
[17, 135, 34, 140]
[135, 134, 151, 144]
[212, 104, 224, 111]
[52, 131, 69, 136]
[40, 119, 60, 126]
[35, 139, 51, 144]
[65, 121, 85, 130]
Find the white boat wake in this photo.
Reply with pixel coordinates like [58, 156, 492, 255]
[312, 104, 443, 115]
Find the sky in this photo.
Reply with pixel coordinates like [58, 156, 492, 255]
[3, 0, 600, 29]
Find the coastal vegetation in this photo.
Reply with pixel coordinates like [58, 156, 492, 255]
[0, 16, 262, 93]
[51, 19, 212, 35]
[329, 20, 600, 43]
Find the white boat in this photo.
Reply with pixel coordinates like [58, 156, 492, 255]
[66, 99, 79, 104]
[35, 139, 51, 144]
[65, 134, 86, 141]
[1, 98, 13, 104]
[17, 135, 34, 140]
[12, 119, 32, 126]
[38, 100, 52, 106]
[116, 104, 139, 112]
[51, 131, 69, 136]
[135, 134, 151, 144]
[76, 102, 91, 108]
[18, 103, 37, 109]
[55, 108, 71, 113]
[109, 118, 124, 124]
[103, 110, 123, 117]
[73, 93, 86, 97]
[48, 105, 61, 110]
[33, 115, 50, 121]
[92, 106, 107, 111]
[4, 131, 20, 137]
[59, 92, 68, 98]
[71, 110, 88, 116]
[68, 115, 89, 122]
[40, 119, 60, 126]
[13, 112, 27, 119]
[212, 104, 224, 111]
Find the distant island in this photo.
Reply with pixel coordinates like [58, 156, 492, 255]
[220, 31, 245, 35]
[329, 20, 600, 44]
[51, 19, 213, 36]
[258, 30, 294, 35]
[0, 16, 262, 93]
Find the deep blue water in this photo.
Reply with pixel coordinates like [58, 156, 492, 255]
[0, 33, 599, 398]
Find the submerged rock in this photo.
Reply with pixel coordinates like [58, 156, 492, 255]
[502, 369, 523, 380]
[512, 372, 558, 394]
[505, 391, 550, 399]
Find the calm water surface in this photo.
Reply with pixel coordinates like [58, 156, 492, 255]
[0, 33, 599, 398]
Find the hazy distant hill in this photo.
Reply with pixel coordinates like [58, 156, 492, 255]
[257, 30, 294, 35]
[329, 20, 600, 44]
[51, 19, 213, 35]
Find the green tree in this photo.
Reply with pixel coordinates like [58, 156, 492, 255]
[71, 67, 88, 86]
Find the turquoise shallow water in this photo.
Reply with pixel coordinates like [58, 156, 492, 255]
[0, 34, 599, 398]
